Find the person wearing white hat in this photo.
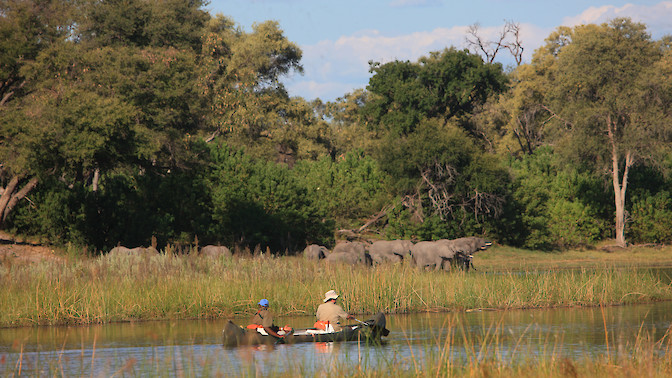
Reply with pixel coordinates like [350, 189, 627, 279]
[315, 290, 354, 331]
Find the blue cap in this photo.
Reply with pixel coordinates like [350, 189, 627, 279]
[258, 299, 269, 307]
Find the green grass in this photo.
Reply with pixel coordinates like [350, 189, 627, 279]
[1, 245, 672, 327]
[476, 244, 672, 270]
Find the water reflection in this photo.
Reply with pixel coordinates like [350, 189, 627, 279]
[1, 301, 671, 375]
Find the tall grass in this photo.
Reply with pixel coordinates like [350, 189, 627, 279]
[1, 251, 671, 327]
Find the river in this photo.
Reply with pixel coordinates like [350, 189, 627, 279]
[1, 300, 671, 376]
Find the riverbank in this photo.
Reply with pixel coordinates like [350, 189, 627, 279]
[1, 244, 672, 327]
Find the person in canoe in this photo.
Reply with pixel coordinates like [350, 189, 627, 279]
[248, 299, 285, 338]
[315, 290, 355, 332]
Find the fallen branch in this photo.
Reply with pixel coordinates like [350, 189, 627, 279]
[336, 204, 393, 237]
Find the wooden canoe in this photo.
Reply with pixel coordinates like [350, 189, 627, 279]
[222, 312, 389, 347]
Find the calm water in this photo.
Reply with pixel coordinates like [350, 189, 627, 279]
[1, 301, 671, 376]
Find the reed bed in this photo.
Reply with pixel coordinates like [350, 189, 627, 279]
[287, 329, 672, 378]
[1, 250, 671, 327]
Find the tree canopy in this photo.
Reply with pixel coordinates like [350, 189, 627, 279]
[363, 48, 508, 136]
[526, 18, 672, 246]
[1, 3, 671, 253]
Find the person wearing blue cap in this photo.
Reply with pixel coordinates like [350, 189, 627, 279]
[249, 298, 283, 338]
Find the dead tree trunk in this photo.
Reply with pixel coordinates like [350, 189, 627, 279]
[0, 175, 21, 220]
[607, 115, 631, 248]
[0, 176, 39, 226]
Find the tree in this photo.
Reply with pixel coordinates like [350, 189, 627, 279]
[475, 61, 557, 157]
[0, 0, 77, 225]
[359, 49, 509, 236]
[372, 118, 509, 238]
[0, 0, 74, 106]
[79, 0, 209, 51]
[508, 147, 610, 250]
[205, 143, 332, 252]
[316, 89, 376, 156]
[534, 18, 672, 247]
[293, 150, 392, 230]
[199, 17, 309, 162]
[363, 48, 508, 137]
[0, 0, 210, 230]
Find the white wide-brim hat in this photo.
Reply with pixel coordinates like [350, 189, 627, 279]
[323, 289, 339, 302]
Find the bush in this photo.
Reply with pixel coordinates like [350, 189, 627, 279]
[205, 143, 333, 252]
[629, 191, 672, 244]
[293, 151, 392, 231]
[509, 147, 610, 250]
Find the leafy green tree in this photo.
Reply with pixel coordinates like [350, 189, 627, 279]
[0, 0, 74, 106]
[626, 160, 672, 244]
[357, 49, 510, 238]
[1, 0, 210, 239]
[375, 118, 510, 238]
[199, 17, 315, 162]
[532, 18, 672, 247]
[79, 0, 209, 51]
[474, 60, 555, 157]
[363, 48, 508, 136]
[629, 191, 672, 244]
[0, 0, 77, 225]
[317, 89, 377, 156]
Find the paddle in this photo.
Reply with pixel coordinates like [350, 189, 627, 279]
[356, 316, 389, 337]
[274, 329, 293, 345]
[354, 318, 372, 326]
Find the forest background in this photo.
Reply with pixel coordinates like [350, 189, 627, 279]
[1, 0, 672, 255]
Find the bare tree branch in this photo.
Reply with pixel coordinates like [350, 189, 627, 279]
[418, 161, 458, 220]
[503, 21, 524, 65]
[0, 80, 25, 107]
[465, 20, 525, 66]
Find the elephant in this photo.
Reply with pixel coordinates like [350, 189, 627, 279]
[108, 246, 159, 258]
[441, 237, 492, 255]
[332, 241, 369, 255]
[324, 251, 372, 266]
[332, 241, 370, 264]
[369, 240, 413, 264]
[303, 244, 329, 260]
[437, 237, 492, 271]
[200, 245, 232, 258]
[449, 252, 475, 272]
[410, 241, 459, 270]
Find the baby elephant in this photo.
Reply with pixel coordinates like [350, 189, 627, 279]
[200, 245, 232, 258]
[107, 246, 159, 258]
[303, 244, 329, 260]
[324, 251, 373, 266]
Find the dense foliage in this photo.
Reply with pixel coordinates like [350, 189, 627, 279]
[1, 1, 672, 253]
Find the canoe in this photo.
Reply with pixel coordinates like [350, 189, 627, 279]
[222, 312, 389, 347]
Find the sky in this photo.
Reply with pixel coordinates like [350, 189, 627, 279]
[207, 1, 672, 102]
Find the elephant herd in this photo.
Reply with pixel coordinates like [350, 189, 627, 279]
[106, 245, 232, 258]
[304, 237, 492, 272]
[105, 238, 492, 272]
